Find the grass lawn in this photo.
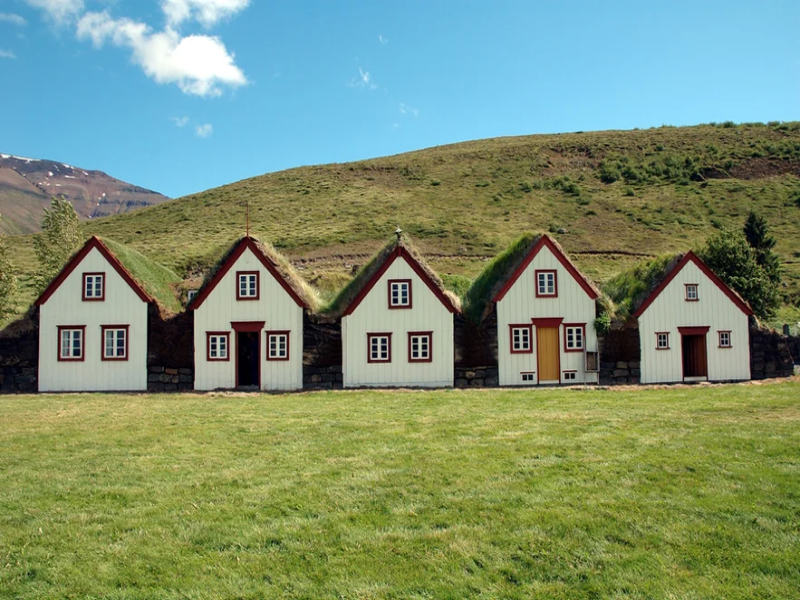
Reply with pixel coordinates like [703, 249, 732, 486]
[1, 382, 799, 599]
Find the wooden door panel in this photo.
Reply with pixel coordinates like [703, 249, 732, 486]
[537, 327, 560, 382]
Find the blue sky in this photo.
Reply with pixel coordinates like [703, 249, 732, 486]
[1, 0, 798, 198]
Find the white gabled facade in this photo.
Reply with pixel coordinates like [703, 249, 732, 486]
[190, 237, 306, 391]
[36, 237, 150, 392]
[341, 246, 458, 388]
[495, 236, 600, 386]
[634, 252, 752, 384]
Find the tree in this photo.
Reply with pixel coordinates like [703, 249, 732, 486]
[743, 211, 781, 285]
[0, 215, 19, 320]
[698, 229, 780, 320]
[32, 197, 82, 293]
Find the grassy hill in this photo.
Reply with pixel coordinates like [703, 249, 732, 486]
[5, 122, 800, 324]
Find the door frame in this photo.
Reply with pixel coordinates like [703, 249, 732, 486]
[231, 321, 265, 388]
[532, 317, 563, 384]
[678, 326, 710, 381]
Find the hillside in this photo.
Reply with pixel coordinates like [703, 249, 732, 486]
[4, 122, 800, 324]
[0, 153, 169, 235]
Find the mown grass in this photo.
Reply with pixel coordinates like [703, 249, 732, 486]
[1, 382, 799, 599]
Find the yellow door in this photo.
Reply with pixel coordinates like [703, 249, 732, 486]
[537, 327, 560, 382]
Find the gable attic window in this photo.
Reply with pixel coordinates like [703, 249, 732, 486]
[58, 326, 85, 361]
[535, 270, 557, 297]
[102, 325, 129, 361]
[187, 290, 198, 303]
[388, 279, 412, 308]
[83, 273, 105, 301]
[237, 271, 259, 300]
[685, 284, 699, 301]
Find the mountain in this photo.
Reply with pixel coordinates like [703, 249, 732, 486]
[0, 154, 169, 235]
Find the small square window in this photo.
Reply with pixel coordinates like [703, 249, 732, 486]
[719, 331, 731, 348]
[102, 326, 128, 360]
[58, 326, 84, 361]
[685, 284, 699, 301]
[207, 332, 230, 361]
[510, 325, 532, 353]
[563, 372, 577, 381]
[368, 333, 392, 363]
[267, 332, 290, 360]
[237, 272, 259, 300]
[536, 270, 557, 297]
[83, 273, 105, 301]
[408, 332, 432, 362]
[388, 280, 411, 308]
[656, 332, 670, 350]
[521, 372, 535, 382]
[564, 325, 585, 351]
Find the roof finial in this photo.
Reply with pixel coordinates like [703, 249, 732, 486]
[395, 226, 402, 243]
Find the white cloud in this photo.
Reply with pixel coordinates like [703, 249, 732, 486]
[378, 34, 388, 45]
[195, 123, 213, 138]
[0, 13, 27, 26]
[350, 67, 377, 90]
[77, 11, 247, 97]
[161, 0, 250, 28]
[399, 102, 418, 117]
[171, 115, 189, 127]
[24, 0, 84, 24]
[0, 49, 16, 59]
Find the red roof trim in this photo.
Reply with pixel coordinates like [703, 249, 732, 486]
[342, 246, 458, 317]
[632, 251, 754, 318]
[493, 235, 599, 303]
[35, 236, 152, 306]
[189, 237, 308, 310]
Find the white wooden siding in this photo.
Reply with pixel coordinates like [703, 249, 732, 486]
[638, 261, 750, 383]
[497, 247, 598, 386]
[342, 258, 453, 387]
[38, 247, 148, 392]
[193, 247, 304, 391]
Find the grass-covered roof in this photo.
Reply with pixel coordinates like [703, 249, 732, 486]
[323, 233, 460, 318]
[601, 253, 682, 320]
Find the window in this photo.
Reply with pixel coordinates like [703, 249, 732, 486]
[266, 331, 290, 360]
[388, 279, 411, 308]
[719, 331, 731, 348]
[521, 372, 535, 382]
[535, 270, 557, 297]
[563, 371, 577, 381]
[685, 284, 699, 301]
[564, 324, 585, 352]
[207, 332, 230, 361]
[237, 271, 259, 300]
[368, 333, 392, 363]
[58, 326, 85, 361]
[656, 332, 670, 350]
[101, 325, 128, 361]
[82, 273, 105, 301]
[187, 290, 198, 302]
[509, 324, 533, 353]
[408, 332, 432, 362]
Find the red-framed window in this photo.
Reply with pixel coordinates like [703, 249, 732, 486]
[564, 324, 585, 352]
[266, 331, 290, 361]
[685, 283, 699, 301]
[718, 331, 732, 348]
[236, 271, 259, 300]
[408, 331, 432, 362]
[82, 272, 105, 301]
[367, 333, 392, 363]
[101, 325, 129, 361]
[535, 270, 558, 297]
[207, 332, 230, 361]
[388, 279, 412, 309]
[509, 324, 533, 354]
[58, 326, 85, 361]
[656, 332, 670, 350]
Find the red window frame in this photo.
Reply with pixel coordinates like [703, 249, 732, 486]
[655, 332, 670, 350]
[563, 323, 586, 353]
[101, 324, 129, 361]
[535, 270, 558, 298]
[266, 330, 291, 361]
[509, 324, 533, 354]
[718, 330, 732, 348]
[57, 325, 86, 362]
[367, 332, 392, 363]
[207, 331, 231, 361]
[82, 272, 105, 301]
[236, 271, 260, 301]
[388, 279, 412, 309]
[685, 283, 699, 302]
[408, 331, 433, 363]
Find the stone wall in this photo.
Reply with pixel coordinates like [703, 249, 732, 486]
[598, 326, 641, 384]
[303, 314, 341, 367]
[750, 327, 796, 379]
[0, 314, 39, 393]
[147, 366, 194, 392]
[148, 306, 193, 369]
[454, 310, 497, 367]
[303, 365, 344, 390]
[455, 366, 499, 388]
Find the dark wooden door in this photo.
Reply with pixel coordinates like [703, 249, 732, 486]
[682, 334, 708, 378]
[237, 331, 260, 387]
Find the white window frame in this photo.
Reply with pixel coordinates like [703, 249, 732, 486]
[565, 326, 584, 351]
[685, 284, 699, 301]
[59, 327, 84, 360]
[536, 271, 557, 297]
[389, 280, 411, 308]
[368, 333, 392, 363]
[267, 332, 290, 361]
[102, 327, 127, 360]
[83, 273, 104, 300]
[510, 325, 532, 353]
[237, 272, 259, 299]
[408, 332, 432, 362]
[656, 332, 670, 349]
[719, 331, 731, 348]
[208, 333, 229, 361]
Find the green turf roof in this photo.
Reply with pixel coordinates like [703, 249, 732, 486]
[601, 253, 682, 320]
[101, 237, 183, 314]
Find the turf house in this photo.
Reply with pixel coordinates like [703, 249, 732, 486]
[327, 232, 460, 388]
[188, 236, 317, 391]
[35, 236, 181, 392]
[464, 234, 602, 386]
[631, 251, 754, 384]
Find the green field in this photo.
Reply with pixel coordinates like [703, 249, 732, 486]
[1, 382, 799, 598]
